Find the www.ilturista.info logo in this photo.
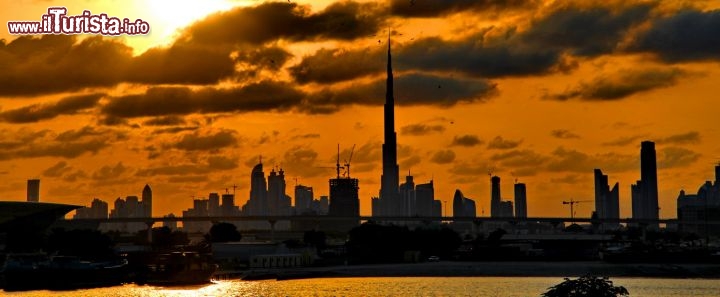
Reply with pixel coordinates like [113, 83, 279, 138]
[7, 7, 150, 35]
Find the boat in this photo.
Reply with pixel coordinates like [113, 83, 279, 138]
[137, 251, 217, 286]
[1, 253, 129, 291]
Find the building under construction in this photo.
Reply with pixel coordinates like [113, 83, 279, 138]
[327, 145, 360, 232]
[328, 177, 359, 217]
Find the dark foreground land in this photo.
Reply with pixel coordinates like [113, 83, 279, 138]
[234, 261, 720, 281]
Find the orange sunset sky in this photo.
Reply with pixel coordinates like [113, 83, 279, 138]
[1, 0, 719, 218]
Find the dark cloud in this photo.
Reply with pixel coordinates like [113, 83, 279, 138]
[398, 33, 562, 79]
[490, 149, 548, 168]
[63, 170, 87, 182]
[281, 146, 328, 178]
[0, 127, 115, 160]
[92, 162, 128, 180]
[0, 93, 103, 123]
[291, 133, 321, 140]
[168, 175, 209, 184]
[151, 127, 199, 135]
[137, 156, 238, 177]
[290, 47, 383, 84]
[657, 131, 701, 145]
[143, 116, 187, 126]
[339, 142, 381, 165]
[449, 160, 491, 176]
[291, 24, 572, 85]
[170, 129, 238, 152]
[55, 126, 119, 142]
[550, 174, 583, 185]
[179, 1, 383, 46]
[0, 35, 131, 96]
[523, 3, 654, 56]
[487, 136, 522, 150]
[0, 35, 288, 96]
[546, 147, 636, 173]
[400, 155, 421, 169]
[207, 156, 240, 171]
[658, 147, 700, 169]
[234, 45, 294, 81]
[42, 161, 71, 178]
[548, 68, 684, 101]
[400, 124, 445, 136]
[631, 9, 720, 62]
[389, 0, 538, 17]
[102, 81, 305, 118]
[602, 134, 646, 147]
[0, 126, 126, 160]
[451, 135, 483, 147]
[551, 129, 581, 139]
[430, 150, 456, 164]
[305, 73, 496, 113]
[127, 42, 235, 85]
[0, 128, 49, 150]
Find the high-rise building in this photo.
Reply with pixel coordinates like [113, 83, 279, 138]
[294, 185, 313, 215]
[74, 198, 108, 219]
[415, 180, 436, 217]
[676, 164, 720, 234]
[594, 169, 619, 227]
[27, 179, 40, 202]
[221, 193, 236, 216]
[142, 184, 152, 217]
[432, 200, 442, 217]
[244, 160, 268, 216]
[328, 177, 359, 217]
[491, 176, 501, 217]
[399, 174, 415, 216]
[208, 192, 220, 216]
[183, 198, 211, 233]
[499, 201, 513, 217]
[376, 37, 401, 217]
[631, 141, 659, 228]
[317, 195, 329, 214]
[268, 168, 292, 216]
[453, 189, 476, 218]
[514, 183, 527, 218]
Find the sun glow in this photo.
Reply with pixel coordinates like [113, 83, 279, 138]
[137, 0, 243, 51]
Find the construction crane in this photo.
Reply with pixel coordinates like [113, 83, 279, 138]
[344, 144, 356, 178]
[336, 144, 341, 179]
[562, 198, 593, 219]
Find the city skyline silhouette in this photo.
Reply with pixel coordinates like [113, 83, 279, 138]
[1, 1, 719, 220]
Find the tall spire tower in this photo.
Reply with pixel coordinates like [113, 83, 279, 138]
[378, 34, 400, 216]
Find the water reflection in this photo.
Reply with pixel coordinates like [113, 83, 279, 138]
[3, 277, 720, 297]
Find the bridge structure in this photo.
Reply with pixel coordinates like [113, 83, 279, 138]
[68, 215, 720, 226]
[66, 215, 718, 242]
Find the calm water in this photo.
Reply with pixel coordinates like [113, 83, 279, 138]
[2, 277, 719, 296]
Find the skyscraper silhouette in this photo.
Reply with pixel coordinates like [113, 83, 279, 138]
[593, 169, 619, 228]
[514, 183, 527, 218]
[27, 179, 39, 202]
[631, 141, 659, 228]
[376, 36, 401, 217]
[244, 160, 268, 216]
[491, 176, 501, 217]
[142, 184, 152, 217]
[268, 167, 291, 215]
[453, 189, 476, 218]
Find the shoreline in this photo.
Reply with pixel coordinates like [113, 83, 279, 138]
[221, 261, 720, 281]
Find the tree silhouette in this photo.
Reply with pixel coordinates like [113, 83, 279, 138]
[542, 276, 629, 297]
[205, 222, 242, 243]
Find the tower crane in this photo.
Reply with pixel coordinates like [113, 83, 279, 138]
[562, 198, 593, 219]
[344, 144, 356, 178]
